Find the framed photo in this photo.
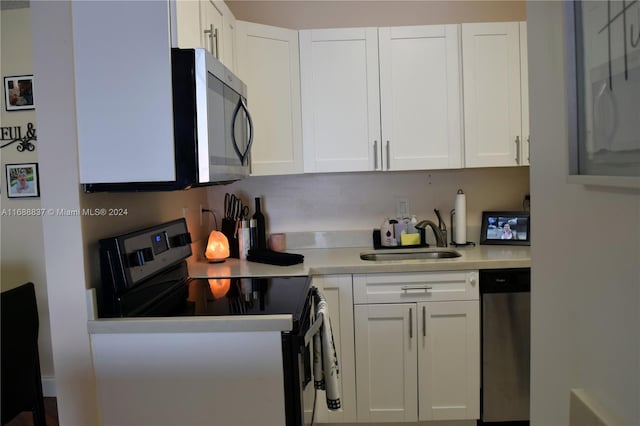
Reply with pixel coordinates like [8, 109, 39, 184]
[565, 1, 640, 188]
[6, 163, 39, 198]
[4, 75, 34, 111]
[480, 211, 530, 246]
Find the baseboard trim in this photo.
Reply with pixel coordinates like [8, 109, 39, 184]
[42, 376, 56, 397]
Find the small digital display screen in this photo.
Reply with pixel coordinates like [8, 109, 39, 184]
[151, 232, 169, 254]
[485, 216, 528, 241]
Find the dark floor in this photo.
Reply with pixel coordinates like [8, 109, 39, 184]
[5, 398, 59, 426]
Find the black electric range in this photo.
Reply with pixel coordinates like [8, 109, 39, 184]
[96, 218, 310, 323]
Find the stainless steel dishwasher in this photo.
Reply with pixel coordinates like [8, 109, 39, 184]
[480, 268, 530, 424]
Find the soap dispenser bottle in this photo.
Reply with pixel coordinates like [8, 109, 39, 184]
[380, 218, 394, 247]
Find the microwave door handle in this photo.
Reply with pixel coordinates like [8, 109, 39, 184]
[231, 98, 254, 166]
[231, 98, 244, 163]
[242, 99, 254, 165]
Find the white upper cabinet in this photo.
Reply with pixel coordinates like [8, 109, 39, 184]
[379, 25, 463, 171]
[72, 1, 175, 184]
[222, 5, 237, 72]
[300, 25, 463, 173]
[300, 28, 382, 173]
[461, 21, 525, 167]
[236, 21, 303, 176]
[170, 0, 235, 70]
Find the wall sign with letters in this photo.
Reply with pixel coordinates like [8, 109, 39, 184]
[0, 122, 37, 152]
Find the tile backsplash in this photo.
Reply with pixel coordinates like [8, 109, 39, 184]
[207, 167, 530, 244]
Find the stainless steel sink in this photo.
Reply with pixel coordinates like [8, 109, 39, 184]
[360, 248, 462, 261]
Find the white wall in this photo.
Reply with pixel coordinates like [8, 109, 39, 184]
[208, 167, 530, 243]
[30, 2, 211, 424]
[0, 7, 55, 393]
[527, 2, 640, 425]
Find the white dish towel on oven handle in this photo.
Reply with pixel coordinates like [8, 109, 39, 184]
[312, 287, 341, 410]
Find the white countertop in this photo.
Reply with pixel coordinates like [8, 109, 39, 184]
[88, 244, 530, 334]
[188, 244, 531, 278]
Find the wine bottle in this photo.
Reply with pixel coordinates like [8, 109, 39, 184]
[252, 197, 267, 249]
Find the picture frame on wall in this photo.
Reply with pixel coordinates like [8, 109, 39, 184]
[4, 74, 34, 111]
[6, 163, 39, 198]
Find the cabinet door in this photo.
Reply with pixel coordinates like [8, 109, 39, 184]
[170, 0, 202, 49]
[354, 303, 418, 422]
[418, 301, 480, 421]
[200, 0, 223, 59]
[300, 28, 381, 172]
[236, 21, 303, 176]
[520, 21, 530, 166]
[379, 25, 462, 171]
[221, 2, 237, 72]
[462, 22, 522, 167]
[303, 275, 356, 423]
[72, 1, 175, 184]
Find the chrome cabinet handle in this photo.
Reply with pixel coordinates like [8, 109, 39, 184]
[204, 24, 215, 56]
[422, 306, 426, 337]
[401, 285, 432, 292]
[374, 140, 378, 170]
[515, 136, 521, 165]
[527, 135, 530, 162]
[409, 307, 413, 339]
[386, 140, 390, 170]
[213, 27, 219, 58]
[204, 25, 219, 58]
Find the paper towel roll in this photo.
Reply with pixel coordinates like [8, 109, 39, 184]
[454, 189, 467, 244]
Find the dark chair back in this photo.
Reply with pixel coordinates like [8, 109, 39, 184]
[1, 282, 46, 426]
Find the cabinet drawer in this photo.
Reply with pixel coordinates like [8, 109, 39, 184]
[353, 271, 478, 304]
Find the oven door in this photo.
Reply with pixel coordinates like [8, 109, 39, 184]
[281, 290, 313, 426]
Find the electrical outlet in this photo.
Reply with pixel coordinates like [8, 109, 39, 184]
[396, 198, 410, 219]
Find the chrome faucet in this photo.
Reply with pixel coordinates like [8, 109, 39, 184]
[415, 210, 448, 247]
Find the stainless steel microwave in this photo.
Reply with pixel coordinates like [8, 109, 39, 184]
[172, 48, 253, 186]
[83, 48, 253, 192]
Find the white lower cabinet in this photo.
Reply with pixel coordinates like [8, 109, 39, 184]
[304, 275, 357, 423]
[353, 271, 480, 423]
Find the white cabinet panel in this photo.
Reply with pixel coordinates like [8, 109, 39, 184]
[303, 275, 356, 423]
[91, 331, 286, 426]
[353, 271, 479, 304]
[221, 4, 237, 72]
[72, 1, 175, 184]
[200, 0, 224, 58]
[462, 22, 522, 167]
[354, 271, 480, 423]
[418, 301, 480, 421]
[301, 24, 462, 174]
[171, 0, 235, 69]
[354, 303, 418, 423]
[300, 28, 381, 172]
[237, 21, 303, 176]
[379, 25, 463, 170]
